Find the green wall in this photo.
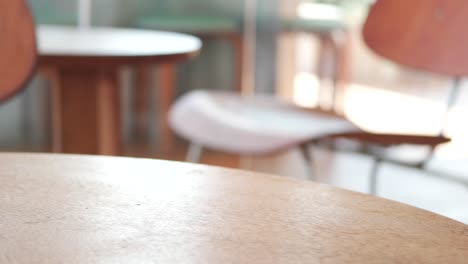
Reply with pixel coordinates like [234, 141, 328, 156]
[30, 0, 244, 27]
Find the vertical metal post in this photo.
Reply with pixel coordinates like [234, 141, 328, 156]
[78, 0, 92, 29]
[369, 158, 382, 196]
[186, 143, 203, 163]
[242, 0, 257, 96]
[300, 143, 316, 181]
[422, 77, 463, 167]
[439, 77, 462, 136]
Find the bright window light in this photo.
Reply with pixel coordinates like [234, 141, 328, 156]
[293, 72, 320, 107]
[297, 2, 342, 20]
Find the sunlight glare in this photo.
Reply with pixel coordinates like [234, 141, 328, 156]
[297, 2, 342, 21]
[343, 84, 445, 135]
[293, 72, 320, 107]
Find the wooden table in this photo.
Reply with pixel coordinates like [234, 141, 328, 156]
[37, 25, 202, 155]
[1, 153, 467, 263]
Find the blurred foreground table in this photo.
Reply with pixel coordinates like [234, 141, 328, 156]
[38, 25, 201, 155]
[1, 153, 467, 263]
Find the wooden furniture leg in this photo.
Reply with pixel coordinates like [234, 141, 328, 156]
[157, 63, 176, 152]
[230, 33, 244, 93]
[52, 68, 121, 155]
[38, 67, 61, 152]
[316, 34, 335, 109]
[134, 65, 151, 139]
[334, 29, 352, 114]
[47, 68, 62, 153]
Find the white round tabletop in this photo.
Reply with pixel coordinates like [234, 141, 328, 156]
[37, 25, 202, 65]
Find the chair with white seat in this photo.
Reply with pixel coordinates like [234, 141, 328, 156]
[169, 0, 456, 190]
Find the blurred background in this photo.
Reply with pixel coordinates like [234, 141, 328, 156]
[2, 0, 468, 222]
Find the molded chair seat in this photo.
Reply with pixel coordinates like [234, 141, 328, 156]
[135, 15, 242, 34]
[169, 90, 359, 155]
[170, 90, 450, 158]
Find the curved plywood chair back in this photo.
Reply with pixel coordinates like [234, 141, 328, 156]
[363, 0, 468, 76]
[0, 0, 37, 102]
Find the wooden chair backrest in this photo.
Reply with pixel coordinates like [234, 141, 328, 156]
[0, 0, 37, 102]
[363, 0, 468, 76]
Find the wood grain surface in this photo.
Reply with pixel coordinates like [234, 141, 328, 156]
[0, 153, 467, 263]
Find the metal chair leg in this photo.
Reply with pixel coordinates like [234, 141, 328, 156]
[369, 158, 382, 196]
[186, 143, 203, 163]
[300, 144, 316, 181]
